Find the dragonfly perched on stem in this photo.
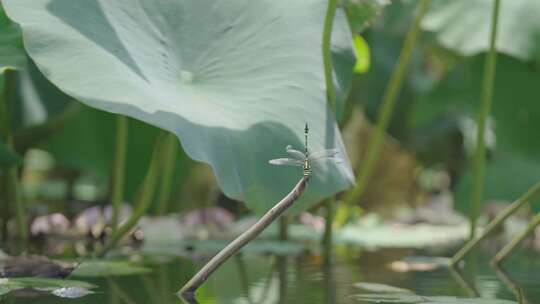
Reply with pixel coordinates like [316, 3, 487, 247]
[269, 123, 342, 177]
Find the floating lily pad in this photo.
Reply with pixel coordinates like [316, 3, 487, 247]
[337, 216, 469, 249]
[71, 261, 151, 277]
[51, 286, 94, 299]
[142, 239, 306, 257]
[3, 0, 356, 214]
[354, 282, 413, 294]
[352, 293, 517, 303]
[0, 277, 96, 296]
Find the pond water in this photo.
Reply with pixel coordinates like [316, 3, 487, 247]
[1, 244, 538, 303]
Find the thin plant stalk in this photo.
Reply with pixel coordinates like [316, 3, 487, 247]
[110, 115, 128, 231]
[0, 69, 28, 240]
[156, 132, 178, 215]
[97, 133, 166, 257]
[492, 211, 540, 265]
[321, 0, 338, 248]
[343, 0, 431, 207]
[451, 180, 540, 266]
[179, 174, 310, 296]
[322, 197, 335, 250]
[469, 0, 501, 238]
[279, 216, 288, 241]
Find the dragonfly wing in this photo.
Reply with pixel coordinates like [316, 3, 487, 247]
[286, 145, 306, 160]
[309, 149, 339, 160]
[269, 158, 303, 166]
[310, 155, 344, 167]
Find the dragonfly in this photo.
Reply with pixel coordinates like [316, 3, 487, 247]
[268, 123, 342, 177]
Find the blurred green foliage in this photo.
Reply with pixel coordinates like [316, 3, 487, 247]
[0, 138, 20, 169]
[423, 0, 540, 62]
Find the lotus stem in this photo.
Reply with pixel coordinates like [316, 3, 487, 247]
[156, 132, 178, 215]
[97, 132, 166, 257]
[321, 0, 338, 248]
[492, 211, 540, 265]
[178, 174, 310, 296]
[322, 0, 338, 112]
[451, 180, 540, 266]
[111, 115, 128, 232]
[322, 197, 335, 251]
[343, 0, 431, 207]
[469, 0, 501, 238]
[0, 69, 28, 240]
[279, 216, 289, 241]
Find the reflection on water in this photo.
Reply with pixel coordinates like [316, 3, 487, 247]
[3, 245, 540, 303]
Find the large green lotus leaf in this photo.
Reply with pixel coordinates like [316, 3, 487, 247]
[0, 3, 25, 73]
[3, 0, 356, 213]
[422, 0, 540, 61]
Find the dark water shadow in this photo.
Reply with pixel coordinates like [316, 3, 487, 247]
[492, 264, 528, 304]
[448, 265, 480, 297]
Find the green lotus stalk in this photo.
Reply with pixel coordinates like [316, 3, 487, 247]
[97, 133, 165, 257]
[0, 69, 28, 240]
[321, 0, 338, 248]
[111, 115, 128, 232]
[343, 0, 431, 207]
[451, 180, 540, 266]
[156, 132, 178, 215]
[469, 0, 501, 238]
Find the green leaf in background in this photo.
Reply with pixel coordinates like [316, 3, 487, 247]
[0, 138, 20, 169]
[0, 3, 25, 73]
[43, 104, 192, 202]
[423, 0, 540, 62]
[3, 0, 356, 214]
[412, 55, 540, 213]
[343, 0, 389, 33]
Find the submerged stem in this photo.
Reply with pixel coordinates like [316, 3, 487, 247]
[343, 0, 430, 207]
[0, 69, 27, 241]
[97, 132, 166, 257]
[469, 0, 501, 238]
[451, 180, 540, 266]
[179, 175, 310, 296]
[156, 132, 178, 215]
[111, 115, 128, 232]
